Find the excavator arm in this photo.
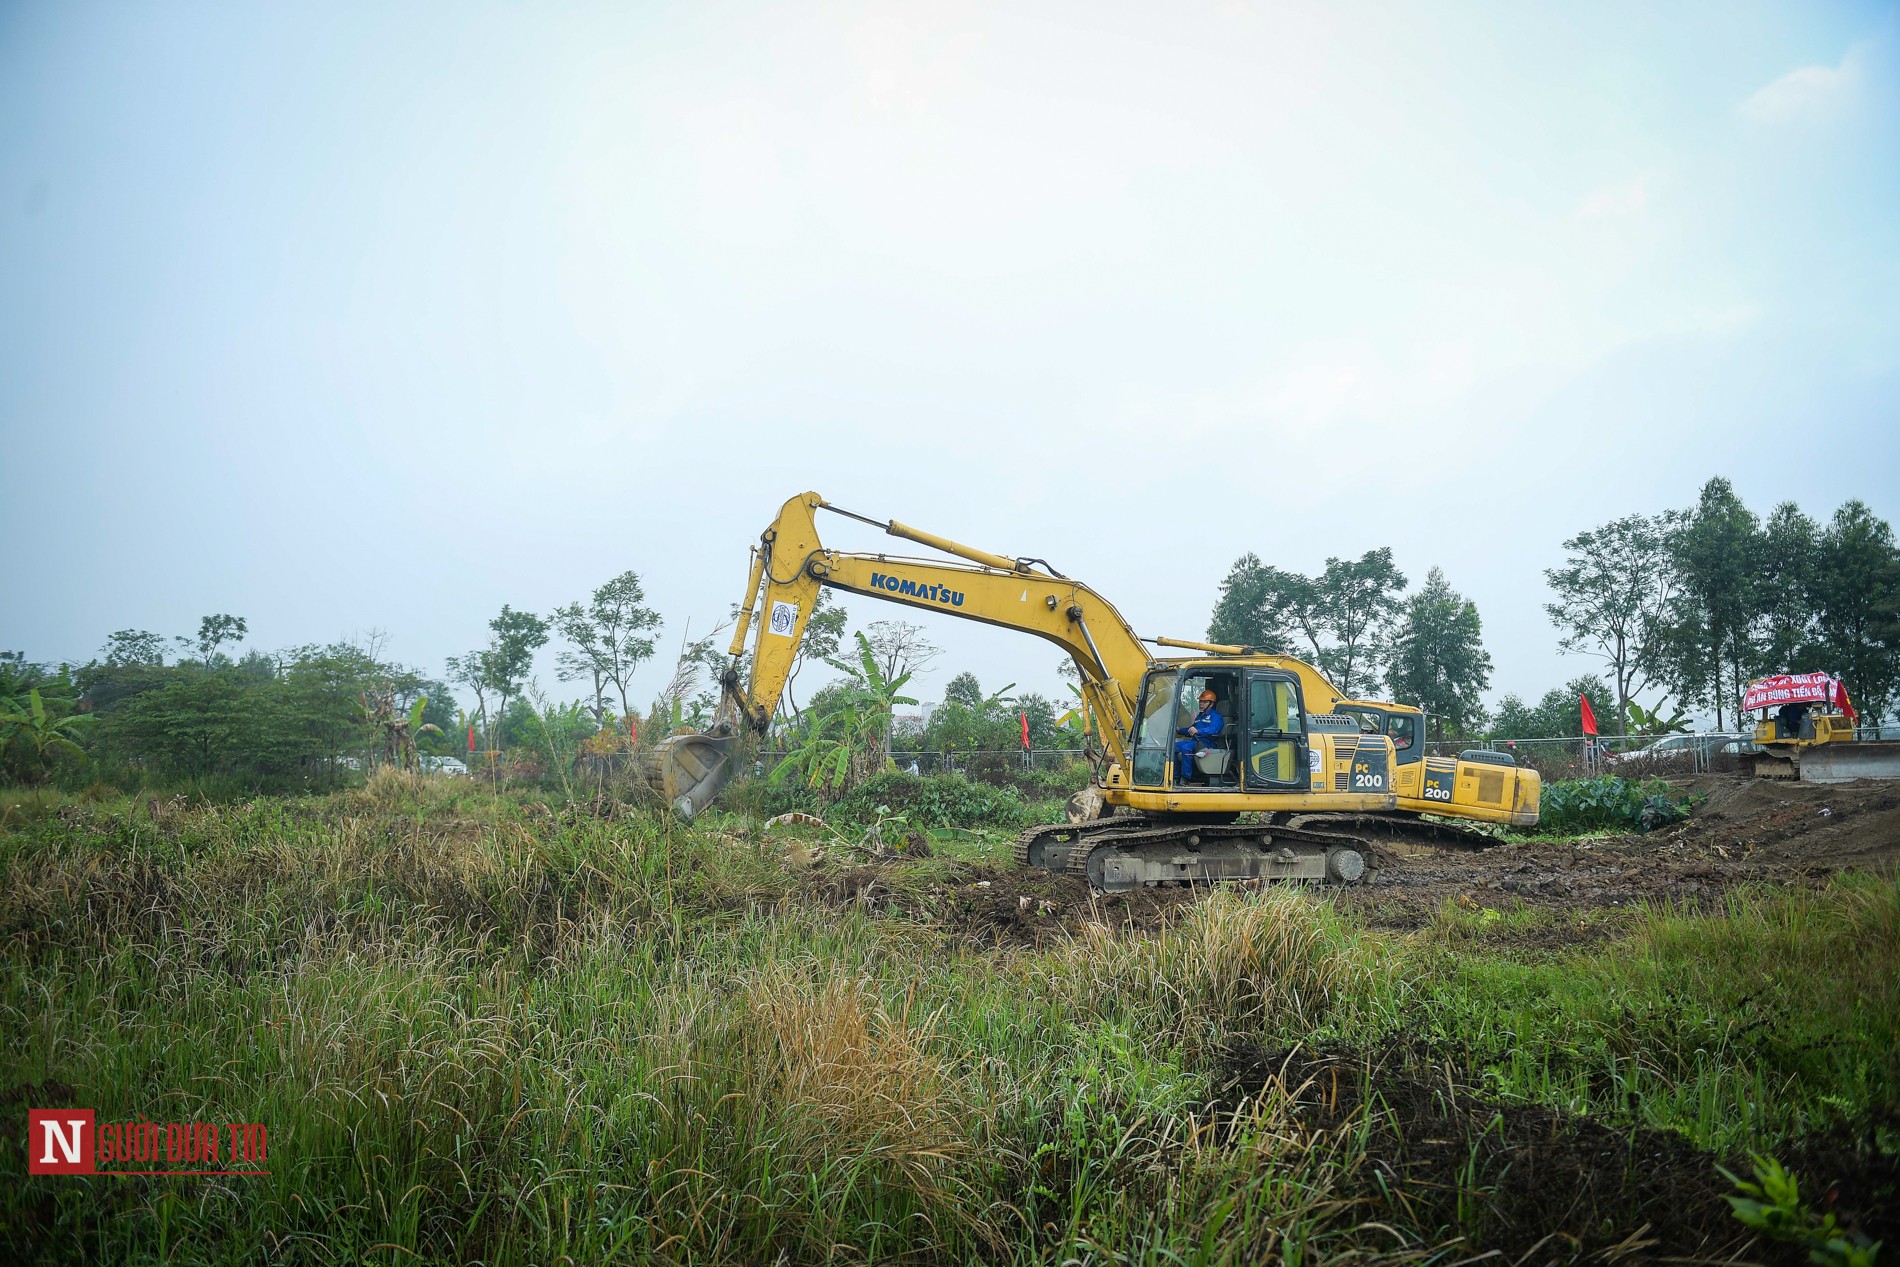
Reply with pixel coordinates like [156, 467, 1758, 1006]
[655, 491, 1152, 815]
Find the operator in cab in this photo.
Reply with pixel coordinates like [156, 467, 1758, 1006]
[1175, 688, 1224, 782]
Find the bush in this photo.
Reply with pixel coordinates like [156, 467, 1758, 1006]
[750, 769, 1034, 830]
[1536, 775, 1697, 835]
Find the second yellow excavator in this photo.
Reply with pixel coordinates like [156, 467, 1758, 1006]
[657, 492, 1540, 889]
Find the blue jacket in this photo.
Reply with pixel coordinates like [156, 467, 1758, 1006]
[1180, 706, 1224, 746]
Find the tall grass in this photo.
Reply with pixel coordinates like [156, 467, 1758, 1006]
[1340, 878, 1900, 1155]
[1, 783, 1894, 1263]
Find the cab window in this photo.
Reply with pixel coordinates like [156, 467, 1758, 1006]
[1337, 705, 1384, 736]
[1244, 673, 1304, 789]
[1386, 713, 1421, 765]
[1130, 671, 1179, 786]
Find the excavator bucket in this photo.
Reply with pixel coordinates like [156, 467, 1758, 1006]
[650, 732, 736, 819]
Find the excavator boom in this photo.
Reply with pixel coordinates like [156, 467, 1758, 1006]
[655, 492, 1147, 815]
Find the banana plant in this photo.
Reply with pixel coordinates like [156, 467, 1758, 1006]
[0, 688, 93, 781]
[358, 687, 441, 770]
[1626, 699, 1692, 739]
[1055, 681, 1092, 741]
[773, 632, 919, 791]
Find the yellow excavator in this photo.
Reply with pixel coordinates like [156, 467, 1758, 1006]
[656, 492, 1540, 889]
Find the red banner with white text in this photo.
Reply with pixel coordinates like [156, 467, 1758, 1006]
[1742, 673, 1842, 713]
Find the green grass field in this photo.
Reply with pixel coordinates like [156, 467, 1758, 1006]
[3, 773, 1895, 1264]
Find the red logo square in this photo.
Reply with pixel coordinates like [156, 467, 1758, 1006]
[27, 1109, 95, 1174]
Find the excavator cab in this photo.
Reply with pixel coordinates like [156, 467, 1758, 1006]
[1131, 665, 1309, 792]
[1179, 670, 1240, 786]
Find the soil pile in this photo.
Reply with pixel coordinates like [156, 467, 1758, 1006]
[1337, 773, 1900, 932]
[808, 862, 1198, 948]
[1217, 1042, 1897, 1261]
[798, 774, 1900, 947]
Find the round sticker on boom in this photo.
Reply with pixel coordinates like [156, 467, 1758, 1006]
[768, 601, 798, 637]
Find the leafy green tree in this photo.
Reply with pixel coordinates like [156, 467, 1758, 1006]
[1207, 554, 1314, 654]
[943, 672, 986, 710]
[478, 606, 550, 752]
[1662, 478, 1762, 729]
[445, 651, 493, 749]
[1755, 502, 1820, 673]
[97, 669, 250, 778]
[921, 674, 1022, 753]
[553, 571, 661, 723]
[89, 645, 374, 787]
[1016, 692, 1063, 748]
[1489, 693, 1546, 741]
[920, 704, 1004, 754]
[1206, 548, 1405, 695]
[189, 614, 248, 664]
[1383, 567, 1492, 739]
[552, 604, 612, 721]
[1544, 513, 1680, 739]
[499, 693, 596, 767]
[101, 630, 167, 667]
[1489, 674, 1613, 741]
[1320, 548, 1408, 697]
[1806, 500, 1900, 725]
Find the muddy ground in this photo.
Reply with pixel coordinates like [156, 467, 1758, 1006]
[1214, 1041, 1900, 1262]
[798, 773, 1900, 1258]
[1337, 772, 1900, 934]
[801, 773, 1900, 949]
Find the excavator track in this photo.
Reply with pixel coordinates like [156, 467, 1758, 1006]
[1277, 811, 1509, 852]
[1014, 817, 1374, 892]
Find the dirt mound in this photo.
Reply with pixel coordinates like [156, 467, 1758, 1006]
[800, 775, 1900, 948]
[1667, 773, 1900, 869]
[806, 862, 1200, 948]
[1334, 774, 1900, 934]
[1218, 1043, 1897, 1261]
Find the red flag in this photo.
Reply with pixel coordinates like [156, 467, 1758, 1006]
[1579, 694, 1598, 737]
[467, 725, 476, 753]
[1833, 680, 1859, 725]
[1019, 711, 1031, 750]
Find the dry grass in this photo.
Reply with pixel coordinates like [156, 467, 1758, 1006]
[737, 965, 995, 1249]
[1055, 885, 1365, 1051]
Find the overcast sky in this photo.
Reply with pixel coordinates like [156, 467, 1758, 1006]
[4, 0, 1896, 723]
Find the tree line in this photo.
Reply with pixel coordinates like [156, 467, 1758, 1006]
[1545, 478, 1899, 735]
[0, 619, 458, 789]
[1207, 547, 1495, 740]
[6, 475, 1895, 790]
[1205, 476, 1899, 742]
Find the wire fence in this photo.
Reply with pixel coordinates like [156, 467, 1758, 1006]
[1429, 734, 1761, 778]
[752, 749, 1090, 778]
[477, 731, 1792, 786]
[611, 737, 1757, 785]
